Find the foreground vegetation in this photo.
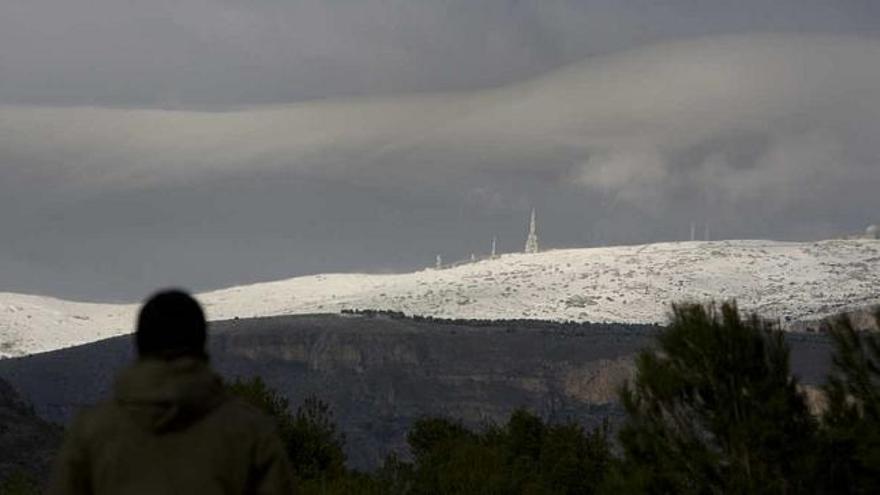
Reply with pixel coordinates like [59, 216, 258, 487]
[222, 303, 880, 494]
[3, 303, 878, 494]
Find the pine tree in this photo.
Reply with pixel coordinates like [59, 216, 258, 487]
[612, 302, 817, 494]
[819, 310, 880, 494]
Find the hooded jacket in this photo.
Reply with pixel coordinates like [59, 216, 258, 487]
[47, 357, 295, 495]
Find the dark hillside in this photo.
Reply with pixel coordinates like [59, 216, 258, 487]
[0, 313, 832, 468]
[0, 376, 62, 485]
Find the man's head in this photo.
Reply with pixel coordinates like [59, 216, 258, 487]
[136, 289, 207, 359]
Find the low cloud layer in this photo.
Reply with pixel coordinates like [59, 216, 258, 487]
[2, 34, 879, 300]
[4, 35, 878, 201]
[2, 0, 877, 105]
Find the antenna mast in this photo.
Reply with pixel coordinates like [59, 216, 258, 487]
[524, 208, 539, 254]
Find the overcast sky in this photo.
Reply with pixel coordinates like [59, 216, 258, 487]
[1, 0, 879, 301]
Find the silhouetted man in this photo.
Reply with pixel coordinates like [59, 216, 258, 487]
[48, 289, 295, 494]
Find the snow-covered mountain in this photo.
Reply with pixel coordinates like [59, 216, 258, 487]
[2, 239, 879, 358]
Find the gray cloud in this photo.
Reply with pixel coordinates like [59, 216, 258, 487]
[5, 35, 877, 196]
[2, 32, 879, 300]
[1, 0, 878, 106]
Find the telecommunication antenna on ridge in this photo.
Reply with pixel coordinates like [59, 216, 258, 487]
[491, 236, 497, 258]
[524, 208, 539, 254]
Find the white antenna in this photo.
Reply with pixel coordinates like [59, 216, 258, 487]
[435, 254, 442, 269]
[491, 236, 497, 258]
[470, 253, 476, 262]
[524, 208, 539, 254]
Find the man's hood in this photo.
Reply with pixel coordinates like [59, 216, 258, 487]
[113, 356, 226, 433]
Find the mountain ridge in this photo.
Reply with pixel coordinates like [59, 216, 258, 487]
[2, 238, 878, 358]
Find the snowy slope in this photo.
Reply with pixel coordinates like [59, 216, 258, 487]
[2, 239, 879, 358]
